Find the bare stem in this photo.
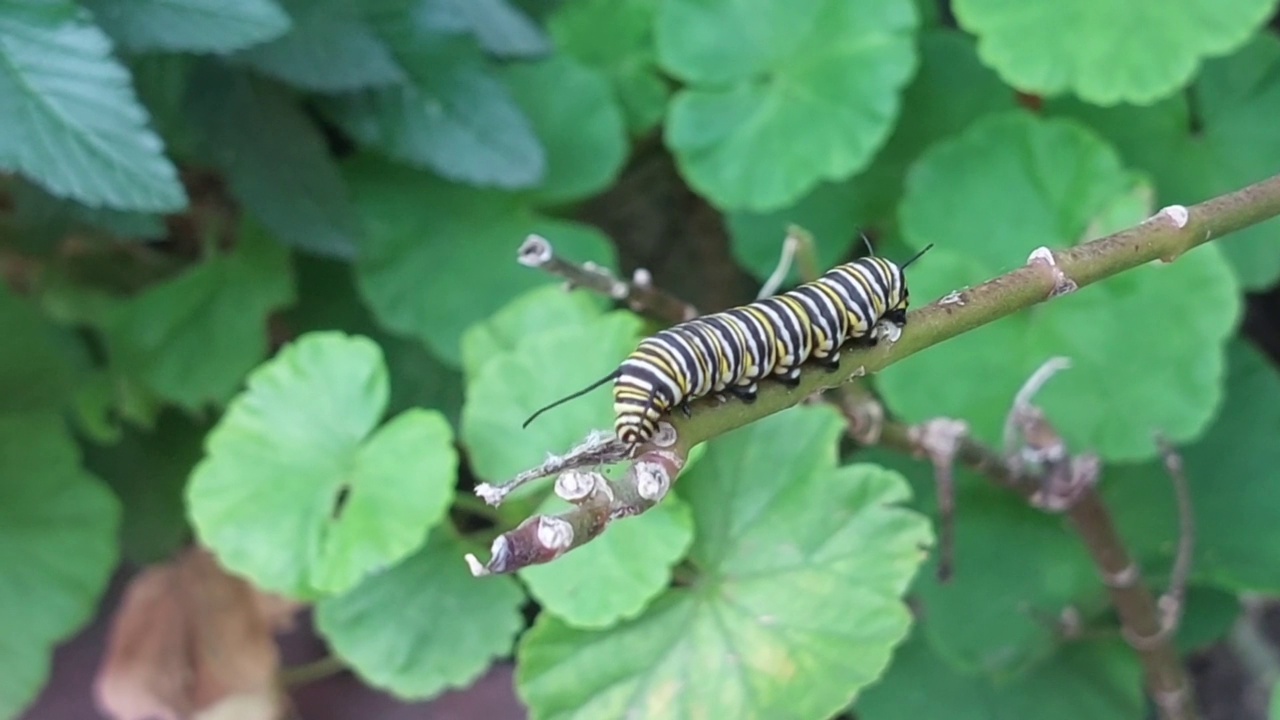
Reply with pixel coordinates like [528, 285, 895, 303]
[518, 233, 697, 324]
[1156, 435, 1195, 633]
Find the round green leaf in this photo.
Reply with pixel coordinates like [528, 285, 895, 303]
[461, 306, 643, 483]
[861, 448, 1103, 675]
[728, 29, 1018, 277]
[460, 284, 608, 380]
[549, 0, 670, 134]
[953, 0, 1274, 105]
[348, 155, 616, 366]
[657, 0, 918, 211]
[288, 255, 466, 426]
[519, 493, 694, 629]
[516, 405, 932, 720]
[503, 54, 627, 205]
[1106, 340, 1280, 593]
[316, 528, 525, 699]
[1187, 33, 1280, 289]
[855, 632, 1143, 720]
[1173, 585, 1240, 655]
[845, 29, 1018, 227]
[187, 332, 458, 599]
[0, 413, 120, 719]
[881, 112, 1242, 462]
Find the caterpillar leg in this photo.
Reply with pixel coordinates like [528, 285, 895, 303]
[777, 367, 802, 389]
[728, 383, 759, 404]
[819, 352, 841, 371]
[678, 400, 694, 418]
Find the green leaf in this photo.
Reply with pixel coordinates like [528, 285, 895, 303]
[855, 631, 1143, 720]
[422, 0, 550, 58]
[79, 0, 290, 53]
[728, 29, 1017, 280]
[0, 413, 120, 719]
[517, 405, 932, 720]
[235, 0, 406, 92]
[461, 306, 643, 483]
[88, 223, 295, 411]
[1272, 680, 1280, 720]
[1187, 33, 1280, 289]
[83, 409, 204, 564]
[1106, 340, 1280, 593]
[0, 0, 187, 211]
[503, 54, 627, 205]
[880, 112, 1242, 462]
[325, 30, 544, 189]
[520, 493, 694, 629]
[347, 155, 615, 365]
[190, 66, 360, 259]
[460, 284, 608, 380]
[288, 255, 465, 425]
[657, 0, 917, 211]
[953, 0, 1273, 105]
[1174, 585, 1240, 654]
[857, 447, 1104, 675]
[187, 332, 459, 599]
[316, 528, 525, 699]
[549, 0, 670, 134]
[0, 283, 83, 415]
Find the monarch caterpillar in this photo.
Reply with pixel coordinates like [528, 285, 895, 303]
[523, 244, 934, 448]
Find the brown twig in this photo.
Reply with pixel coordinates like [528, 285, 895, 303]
[841, 359, 1198, 720]
[518, 233, 698, 324]
[1155, 435, 1195, 634]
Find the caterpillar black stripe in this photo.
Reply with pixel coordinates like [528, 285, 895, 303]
[522, 244, 933, 448]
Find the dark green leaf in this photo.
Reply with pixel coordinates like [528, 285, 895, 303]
[191, 65, 360, 259]
[347, 155, 614, 365]
[855, 631, 1143, 720]
[85, 223, 295, 411]
[325, 31, 544, 189]
[235, 0, 406, 92]
[9, 178, 165, 244]
[517, 406, 932, 719]
[316, 528, 525, 699]
[880, 112, 1241, 461]
[0, 412, 120, 719]
[188, 331, 459, 599]
[1106, 340, 1280, 593]
[0, 0, 187, 211]
[421, 0, 549, 58]
[79, 0, 290, 53]
[549, 0, 670, 134]
[1174, 586, 1240, 654]
[503, 54, 627, 205]
[657, 0, 918, 211]
[953, 0, 1273, 104]
[0, 283, 84, 415]
[83, 409, 205, 564]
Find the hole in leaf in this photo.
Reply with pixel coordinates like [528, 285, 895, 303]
[331, 484, 351, 519]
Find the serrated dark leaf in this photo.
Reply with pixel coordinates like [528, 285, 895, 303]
[0, 0, 187, 211]
[190, 65, 359, 259]
[79, 0, 290, 53]
[420, 0, 549, 58]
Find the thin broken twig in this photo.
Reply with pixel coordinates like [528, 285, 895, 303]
[1155, 435, 1195, 634]
[518, 233, 698, 324]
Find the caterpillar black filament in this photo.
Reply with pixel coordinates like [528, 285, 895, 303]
[523, 245, 933, 448]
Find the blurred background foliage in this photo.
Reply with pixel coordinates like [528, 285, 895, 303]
[3, 0, 1280, 718]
